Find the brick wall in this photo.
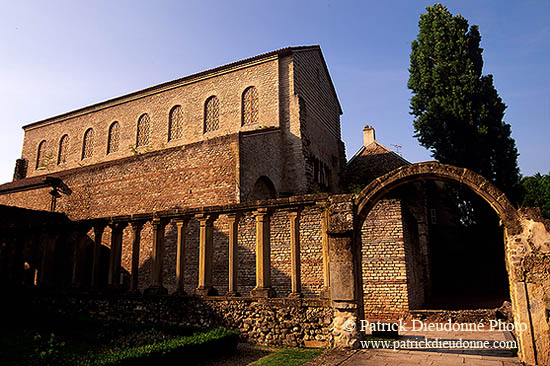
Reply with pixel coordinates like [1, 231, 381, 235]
[0, 134, 240, 219]
[239, 129, 283, 200]
[68, 203, 327, 298]
[21, 57, 280, 179]
[292, 49, 345, 193]
[361, 198, 410, 319]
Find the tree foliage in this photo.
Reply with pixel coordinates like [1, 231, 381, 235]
[408, 4, 521, 201]
[520, 172, 550, 218]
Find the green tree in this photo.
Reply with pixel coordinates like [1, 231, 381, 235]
[520, 172, 550, 218]
[408, 4, 521, 200]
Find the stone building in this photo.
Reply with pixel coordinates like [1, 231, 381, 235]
[0, 46, 548, 364]
[9, 45, 345, 208]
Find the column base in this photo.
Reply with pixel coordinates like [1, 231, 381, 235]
[251, 287, 276, 298]
[288, 292, 303, 298]
[320, 286, 331, 299]
[226, 291, 241, 297]
[172, 288, 187, 297]
[105, 285, 126, 294]
[127, 289, 142, 296]
[193, 286, 218, 296]
[144, 285, 168, 296]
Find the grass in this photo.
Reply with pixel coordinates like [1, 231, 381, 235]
[0, 312, 238, 366]
[252, 348, 324, 366]
[78, 328, 238, 366]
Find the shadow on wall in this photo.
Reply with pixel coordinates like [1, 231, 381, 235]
[66, 211, 325, 298]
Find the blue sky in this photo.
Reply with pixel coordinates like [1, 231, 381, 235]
[0, 0, 548, 184]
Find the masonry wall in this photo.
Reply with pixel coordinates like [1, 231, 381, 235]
[292, 49, 345, 193]
[239, 129, 283, 200]
[20, 57, 280, 179]
[361, 198, 410, 319]
[0, 134, 240, 220]
[29, 294, 333, 348]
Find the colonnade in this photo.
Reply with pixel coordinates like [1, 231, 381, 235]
[77, 206, 322, 298]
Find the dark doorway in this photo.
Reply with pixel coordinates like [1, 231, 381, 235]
[425, 181, 510, 309]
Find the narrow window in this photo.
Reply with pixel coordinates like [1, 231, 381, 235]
[299, 97, 307, 127]
[204, 96, 219, 133]
[168, 105, 184, 141]
[82, 128, 94, 159]
[36, 140, 47, 169]
[57, 135, 69, 165]
[242, 86, 258, 125]
[136, 114, 150, 147]
[107, 122, 120, 154]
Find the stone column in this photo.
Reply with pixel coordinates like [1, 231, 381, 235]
[108, 222, 127, 287]
[39, 232, 58, 287]
[289, 209, 302, 298]
[226, 212, 241, 297]
[129, 221, 144, 293]
[91, 223, 105, 288]
[251, 208, 276, 298]
[13, 229, 25, 287]
[174, 217, 190, 295]
[71, 227, 89, 288]
[71, 238, 80, 287]
[145, 218, 168, 295]
[326, 198, 360, 348]
[320, 208, 331, 299]
[194, 214, 218, 296]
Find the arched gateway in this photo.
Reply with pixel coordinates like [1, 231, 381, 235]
[355, 161, 520, 234]
[333, 161, 548, 365]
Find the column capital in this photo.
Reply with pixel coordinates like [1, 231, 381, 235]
[288, 207, 302, 218]
[174, 216, 191, 227]
[226, 211, 242, 221]
[91, 219, 108, 229]
[151, 217, 169, 228]
[129, 220, 145, 230]
[93, 224, 106, 237]
[195, 213, 218, 226]
[108, 221, 128, 231]
[253, 207, 270, 216]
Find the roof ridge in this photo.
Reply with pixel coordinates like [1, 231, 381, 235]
[22, 45, 321, 130]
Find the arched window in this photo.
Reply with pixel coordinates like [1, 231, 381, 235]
[136, 114, 150, 147]
[242, 86, 258, 125]
[204, 96, 219, 133]
[168, 105, 184, 141]
[57, 135, 69, 165]
[82, 128, 94, 159]
[249, 176, 277, 201]
[107, 122, 120, 154]
[36, 140, 47, 169]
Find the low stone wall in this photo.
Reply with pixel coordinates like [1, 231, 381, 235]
[30, 293, 333, 348]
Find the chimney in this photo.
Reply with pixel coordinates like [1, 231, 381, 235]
[363, 125, 376, 146]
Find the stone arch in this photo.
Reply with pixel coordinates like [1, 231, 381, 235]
[249, 176, 277, 201]
[355, 161, 521, 235]
[351, 161, 550, 364]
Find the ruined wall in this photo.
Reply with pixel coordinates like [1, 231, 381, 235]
[0, 135, 240, 219]
[29, 294, 333, 348]
[505, 210, 550, 365]
[21, 57, 280, 178]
